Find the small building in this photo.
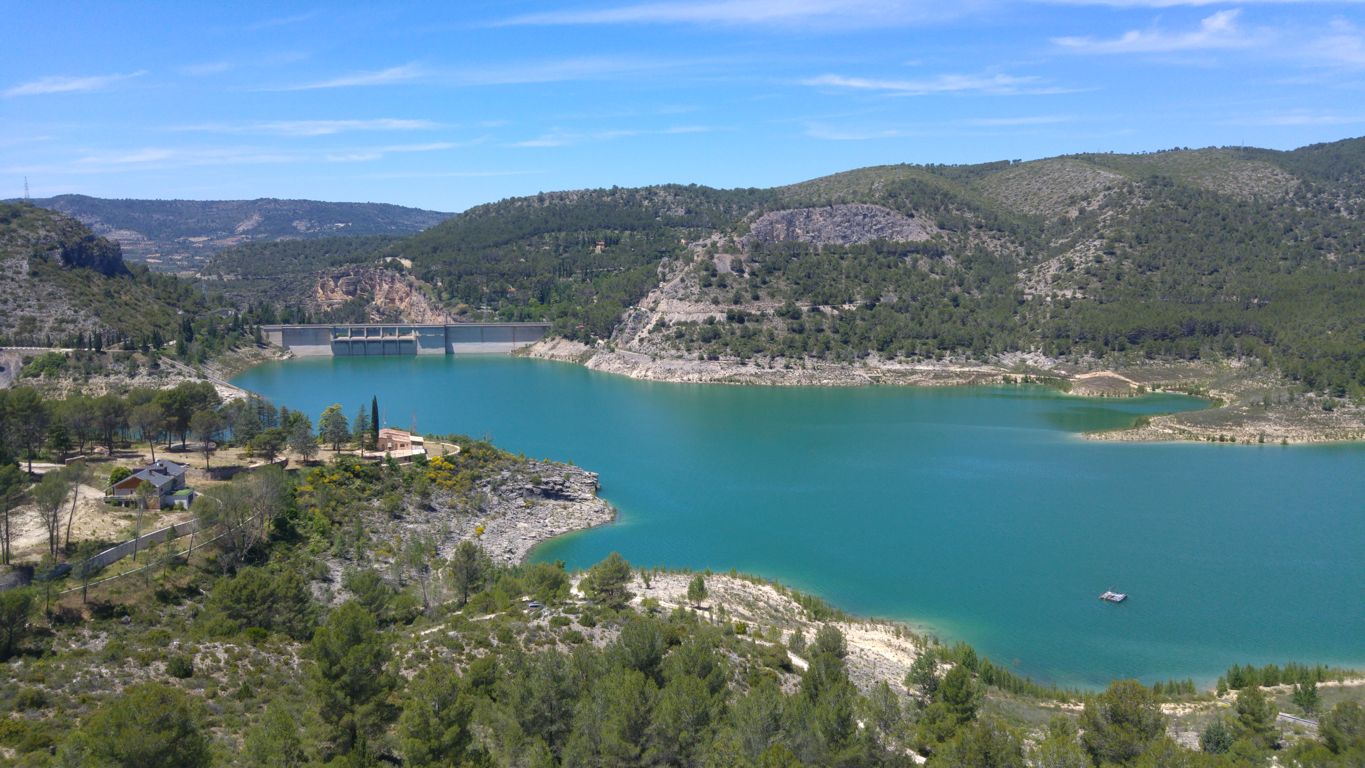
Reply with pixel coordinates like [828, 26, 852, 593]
[167, 488, 198, 510]
[107, 459, 193, 510]
[377, 428, 422, 453]
[371, 428, 427, 462]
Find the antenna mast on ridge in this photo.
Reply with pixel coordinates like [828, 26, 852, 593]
[23, 177, 30, 200]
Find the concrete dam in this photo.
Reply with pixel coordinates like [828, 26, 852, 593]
[261, 323, 551, 357]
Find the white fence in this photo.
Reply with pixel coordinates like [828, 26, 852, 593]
[78, 519, 202, 573]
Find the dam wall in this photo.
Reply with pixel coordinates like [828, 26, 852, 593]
[261, 323, 550, 357]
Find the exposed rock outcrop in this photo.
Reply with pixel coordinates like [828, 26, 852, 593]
[745, 204, 934, 247]
[455, 464, 614, 565]
[313, 267, 454, 324]
[361, 458, 615, 569]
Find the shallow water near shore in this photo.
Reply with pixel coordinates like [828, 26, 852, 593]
[235, 354, 1365, 688]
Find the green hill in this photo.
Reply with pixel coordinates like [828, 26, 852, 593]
[0, 202, 263, 361]
[362, 137, 1362, 395]
[161, 137, 1365, 396]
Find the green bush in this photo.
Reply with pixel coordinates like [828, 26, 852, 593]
[21, 351, 68, 378]
[13, 686, 48, 710]
[166, 655, 195, 679]
[0, 717, 57, 754]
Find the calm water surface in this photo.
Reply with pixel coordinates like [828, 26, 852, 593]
[235, 355, 1365, 688]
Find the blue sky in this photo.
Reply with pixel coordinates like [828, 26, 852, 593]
[3, 1, 1364, 211]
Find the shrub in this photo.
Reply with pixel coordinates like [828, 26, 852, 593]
[1200, 718, 1235, 754]
[166, 655, 195, 679]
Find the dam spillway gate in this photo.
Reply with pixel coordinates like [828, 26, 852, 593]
[261, 323, 551, 357]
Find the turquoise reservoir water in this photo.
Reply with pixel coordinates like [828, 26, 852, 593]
[235, 355, 1365, 688]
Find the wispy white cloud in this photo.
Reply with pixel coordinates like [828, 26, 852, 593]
[177, 118, 440, 137]
[1042, 0, 1361, 6]
[1, 146, 306, 174]
[4, 70, 147, 97]
[804, 125, 925, 141]
[496, 0, 967, 29]
[263, 57, 684, 91]
[246, 12, 318, 31]
[379, 142, 466, 152]
[805, 114, 1076, 140]
[451, 56, 702, 86]
[6, 138, 480, 176]
[1053, 9, 1257, 53]
[325, 152, 383, 163]
[324, 142, 471, 162]
[802, 72, 1069, 96]
[1225, 111, 1365, 125]
[179, 51, 309, 78]
[73, 147, 300, 168]
[355, 169, 538, 180]
[0, 132, 54, 149]
[180, 61, 233, 77]
[509, 125, 715, 148]
[511, 129, 641, 148]
[964, 115, 1075, 126]
[1307, 18, 1365, 66]
[269, 63, 425, 91]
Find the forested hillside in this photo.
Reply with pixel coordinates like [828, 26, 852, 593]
[136, 137, 1365, 399]
[0, 203, 270, 363]
[378, 137, 1364, 396]
[21, 195, 450, 272]
[395, 185, 771, 337]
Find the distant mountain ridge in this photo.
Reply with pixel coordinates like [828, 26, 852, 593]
[18, 194, 451, 272]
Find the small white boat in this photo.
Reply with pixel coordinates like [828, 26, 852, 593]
[1099, 590, 1127, 603]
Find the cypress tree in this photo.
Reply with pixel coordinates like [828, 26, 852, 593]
[371, 396, 380, 445]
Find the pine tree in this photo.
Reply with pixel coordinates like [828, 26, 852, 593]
[308, 601, 395, 758]
[583, 552, 634, 609]
[353, 405, 371, 451]
[319, 404, 350, 452]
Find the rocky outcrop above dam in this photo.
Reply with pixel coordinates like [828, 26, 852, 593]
[314, 267, 454, 324]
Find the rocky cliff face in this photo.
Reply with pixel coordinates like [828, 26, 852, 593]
[313, 267, 454, 324]
[745, 204, 934, 247]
